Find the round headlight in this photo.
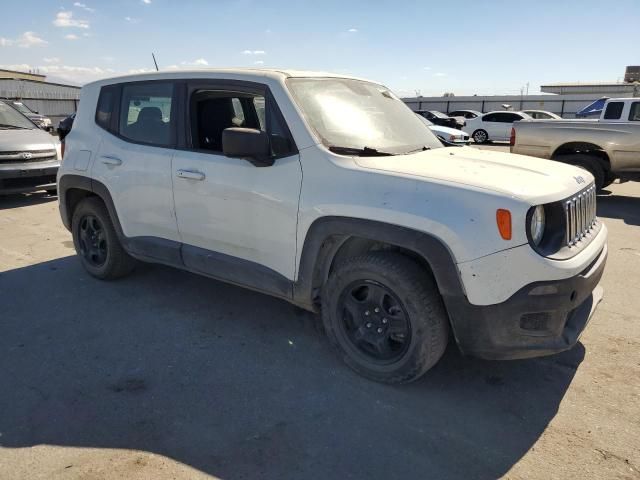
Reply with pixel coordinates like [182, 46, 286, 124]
[530, 205, 546, 245]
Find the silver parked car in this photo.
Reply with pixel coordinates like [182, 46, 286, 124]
[0, 100, 61, 195]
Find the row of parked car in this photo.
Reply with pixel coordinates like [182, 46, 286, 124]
[416, 108, 563, 144]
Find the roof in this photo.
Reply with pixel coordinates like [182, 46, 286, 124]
[540, 82, 639, 88]
[84, 68, 374, 88]
[0, 68, 46, 80]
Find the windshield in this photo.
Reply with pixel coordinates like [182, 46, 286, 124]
[12, 102, 34, 115]
[430, 111, 448, 119]
[287, 78, 443, 154]
[0, 101, 36, 129]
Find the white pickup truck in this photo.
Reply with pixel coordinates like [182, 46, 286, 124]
[511, 97, 640, 189]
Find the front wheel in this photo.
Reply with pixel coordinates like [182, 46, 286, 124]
[472, 129, 489, 144]
[321, 252, 449, 384]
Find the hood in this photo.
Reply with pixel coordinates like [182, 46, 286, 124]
[0, 128, 59, 151]
[354, 146, 590, 203]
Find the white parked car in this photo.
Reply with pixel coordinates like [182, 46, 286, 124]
[463, 111, 532, 144]
[448, 109, 482, 120]
[58, 69, 607, 384]
[417, 115, 469, 145]
[522, 110, 562, 120]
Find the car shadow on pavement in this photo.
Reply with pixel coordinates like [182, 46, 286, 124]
[597, 194, 640, 226]
[0, 192, 57, 210]
[0, 256, 584, 480]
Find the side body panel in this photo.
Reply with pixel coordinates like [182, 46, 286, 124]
[511, 121, 640, 172]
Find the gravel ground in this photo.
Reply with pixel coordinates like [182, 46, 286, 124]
[0, 159, 638, 479]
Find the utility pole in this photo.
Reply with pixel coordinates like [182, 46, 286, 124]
[526, 82, 529, 95]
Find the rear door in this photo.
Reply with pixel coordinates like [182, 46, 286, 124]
[171, 80, 302, 294]
[91, 80, 180, 257]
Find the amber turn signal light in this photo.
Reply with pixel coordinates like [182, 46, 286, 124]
[496, 209, 512, 240]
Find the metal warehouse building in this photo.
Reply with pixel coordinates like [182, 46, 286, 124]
[0, 68, 80, 124]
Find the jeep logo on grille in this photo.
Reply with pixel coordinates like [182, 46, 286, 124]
[573, 175, 585, 185]
[21, 152, 33, 160]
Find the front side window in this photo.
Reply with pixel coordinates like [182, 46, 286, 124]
[603, 102, 624, 120]
[190, 90, 294, 157]
[483, 113, 498, 122]
[287, 78, 442, 154]
[628, 102, 640, 121]
[119, 82, 174, 146]
[0, 101, 35, 129]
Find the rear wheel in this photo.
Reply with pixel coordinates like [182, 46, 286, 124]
[472, 129, 488, 144]
[321, 252, 449, 384]
[554, 153, 606, 190]
[71, 197, 136, 279]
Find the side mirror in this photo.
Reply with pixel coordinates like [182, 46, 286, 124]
[222, 128, 273, 167]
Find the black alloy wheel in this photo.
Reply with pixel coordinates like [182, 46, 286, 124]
[337, 280, 412, 363]
[78, 214, 108, 267]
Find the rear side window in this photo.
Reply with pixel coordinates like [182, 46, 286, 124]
[119, 82, 175, 146]
[628, 102, 640, 121]
[603, 102, 624, 120]
[95, 85, 117, 132]
[483, 113, 498, 122]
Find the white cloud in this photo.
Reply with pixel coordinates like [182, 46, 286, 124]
[0, 31, 48, 48]
[53, 11, 90, 29]
[64, 34, 79, 40]
[179, 58, 209, 67]
[433, 72, 446, 77]
[242, 49, 266, 55]
[422, 66, 431, 70]
[254, 60, 265, 65]
[348, 28, 358, 33]
[43, 57, 61, 64]
[0, 63, 116, 84]
[124, 16, 140, 23]
[73, 2, 95, 12]
[141, 0, 152, 4]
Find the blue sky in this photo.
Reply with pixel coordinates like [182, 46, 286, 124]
[1, 0, 638, 96]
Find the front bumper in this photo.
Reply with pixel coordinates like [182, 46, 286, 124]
[445, 243, 607, 360]
[0, 161, 59, 195]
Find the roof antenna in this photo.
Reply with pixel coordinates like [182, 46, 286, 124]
[152, 53, 159, 72]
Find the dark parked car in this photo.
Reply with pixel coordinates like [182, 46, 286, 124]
[5, 100, 54, 132]
[57, 112, 76, 140]
[416, 110, 464, 129]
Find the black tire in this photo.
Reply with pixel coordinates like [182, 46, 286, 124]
[71, 196, 136, 279]
[321, 252, 449, 384]
[553, 153, 606, 190]
[472, 129, 489, 144]
[45, 189, 57, 196]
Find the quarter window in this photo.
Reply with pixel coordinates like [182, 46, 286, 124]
[119, 82, 174, 146]
[628, 102, 640, 121]
[95, 85, 117, 132]
[603, 102, 624, 120]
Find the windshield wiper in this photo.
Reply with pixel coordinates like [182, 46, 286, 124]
[403, 146, 432, 154]
[0, 123, 29, 130]
[329, 145, 395, 157]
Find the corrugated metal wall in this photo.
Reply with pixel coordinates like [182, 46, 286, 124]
[0, 78, 80, 122]
[403, 93, 616, 118]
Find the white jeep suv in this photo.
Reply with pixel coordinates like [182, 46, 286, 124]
[57, 69, 607, 383]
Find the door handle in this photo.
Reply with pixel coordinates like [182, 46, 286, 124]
[100, 155, 122, 166]
[176, 169, 206, 181]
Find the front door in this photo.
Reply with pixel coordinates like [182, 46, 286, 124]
[171, 81, 302, 295]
